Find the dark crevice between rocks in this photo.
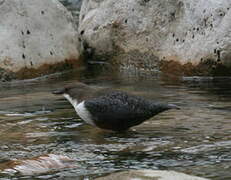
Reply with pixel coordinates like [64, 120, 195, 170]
[0, 68, 16, 82]
[82, 40, 94, 60]
[81, 40, 116, 77]
[59, 0, 83, 27]
[80, 19, 129, 76]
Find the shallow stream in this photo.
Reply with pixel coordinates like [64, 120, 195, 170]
[0, 70, 230, 179]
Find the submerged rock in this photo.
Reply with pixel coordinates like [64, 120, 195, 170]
[95, 170, 209, 180]
[0, 0, 80, 81]
[1, 154, 76, 176]
[79, 0, 231, 76]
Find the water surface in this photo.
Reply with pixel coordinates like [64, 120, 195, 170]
[0, 71, 230, 179]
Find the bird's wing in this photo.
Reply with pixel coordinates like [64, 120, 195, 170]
[84, 92, 153, 131]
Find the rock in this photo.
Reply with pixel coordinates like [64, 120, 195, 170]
[79, 0, 231, 76]
[95, 170, 209, 180]
[0, 0, 80, 81]
[59, 0, 83, 27]
[1, 154, 76, 176]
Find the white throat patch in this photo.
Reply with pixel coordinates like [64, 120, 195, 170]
[63, 94, 95, 126]
[63, 94, 78, 107]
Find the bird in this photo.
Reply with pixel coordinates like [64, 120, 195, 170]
[52, 82, 180, 131]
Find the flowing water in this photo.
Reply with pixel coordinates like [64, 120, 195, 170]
[0, 69, 230, 179]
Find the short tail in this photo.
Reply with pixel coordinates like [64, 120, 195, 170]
[151, 102, 180, 114]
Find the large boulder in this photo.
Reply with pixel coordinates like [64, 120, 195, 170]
[95, 170, 209, 180]
[0, 0, 80, 81]
[79, 0, 231, 76]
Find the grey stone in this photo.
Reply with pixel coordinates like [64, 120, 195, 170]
[79, 0, 231, 74]
[95, 170, 209, 180]
[0, 0, 79, 79]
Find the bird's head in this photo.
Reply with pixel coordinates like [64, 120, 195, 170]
[52, 82, 93, 102]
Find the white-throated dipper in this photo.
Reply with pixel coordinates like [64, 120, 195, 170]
[53, 82, 180, 131]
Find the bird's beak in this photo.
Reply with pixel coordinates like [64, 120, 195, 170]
[167, 104, 181, 110]
[52, 88, 65, 95]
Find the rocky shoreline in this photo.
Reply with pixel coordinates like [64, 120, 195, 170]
[0, 0, 230, 81]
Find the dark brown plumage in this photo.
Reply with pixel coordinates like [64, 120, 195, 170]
[53, 82, 180, 131]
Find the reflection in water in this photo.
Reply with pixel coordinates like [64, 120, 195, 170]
[0, 70, 230, 179]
